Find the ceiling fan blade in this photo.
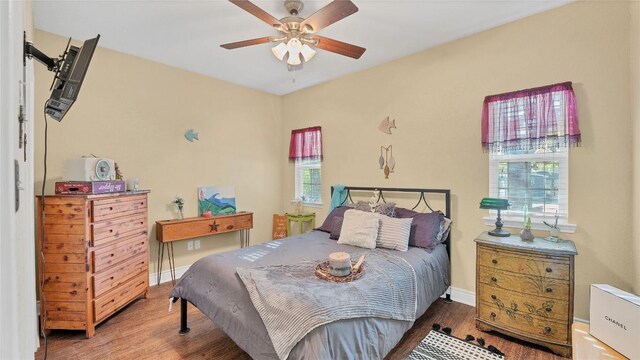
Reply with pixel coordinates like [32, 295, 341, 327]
[311, 35, 365, 59]
[221, 36, 273, 49]
[229, 0, 284, 28]
[300, 0, 358, 33]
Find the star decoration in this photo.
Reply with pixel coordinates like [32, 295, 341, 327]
[209, 222, 218, 232]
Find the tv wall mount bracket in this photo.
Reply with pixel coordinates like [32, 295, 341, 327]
[23, 31, 73, 92]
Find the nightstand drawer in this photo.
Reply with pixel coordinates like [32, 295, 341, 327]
[477, 284, 569, 321]
[477, 301, 569, 344]
[478, 245, 570, 280]
[478, 265, 570, 299]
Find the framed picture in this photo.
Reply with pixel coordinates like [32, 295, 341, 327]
[198, 186, 236, 216]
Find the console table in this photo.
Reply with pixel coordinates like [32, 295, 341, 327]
[155, 211, 253, 285]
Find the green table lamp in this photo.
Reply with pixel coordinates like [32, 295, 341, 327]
[480, 198, 511, 237]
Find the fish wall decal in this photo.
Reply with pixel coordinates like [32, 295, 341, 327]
[378, 116, 397, 135]
[185, 129, 199, 142]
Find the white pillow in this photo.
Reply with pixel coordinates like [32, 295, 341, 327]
[375, 214, 412, 251]
[337, 210, 379, 249]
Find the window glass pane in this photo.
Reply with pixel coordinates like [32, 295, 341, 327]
[296, 159, 322, 204]
[497, 160, 559, 216]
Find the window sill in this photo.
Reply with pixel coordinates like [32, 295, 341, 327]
[482, 216, 576, 234]
[302, 202, 323, 209]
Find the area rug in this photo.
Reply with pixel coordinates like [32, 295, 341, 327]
[407, 325, 505, 360]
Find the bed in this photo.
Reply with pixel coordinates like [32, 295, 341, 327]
[170, 187, 452, 360]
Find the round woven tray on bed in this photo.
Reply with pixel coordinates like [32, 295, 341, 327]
[314, 260, 365, 282]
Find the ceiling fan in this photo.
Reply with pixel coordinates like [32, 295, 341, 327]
[221, 0, 366, 70]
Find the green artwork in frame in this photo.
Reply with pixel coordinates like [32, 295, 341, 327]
[198, 186, 236, 216]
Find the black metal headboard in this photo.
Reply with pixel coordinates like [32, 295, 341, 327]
[331, 186, 452, 301]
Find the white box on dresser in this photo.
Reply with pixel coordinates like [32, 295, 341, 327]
[589, 284, 640, 360]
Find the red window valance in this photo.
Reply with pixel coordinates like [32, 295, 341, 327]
[289, 126, 323, 161]
[481, 82, 581, 153]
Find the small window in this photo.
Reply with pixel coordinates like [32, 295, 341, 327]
[295, 158, 322, 205]
[489, 146, 568, 222]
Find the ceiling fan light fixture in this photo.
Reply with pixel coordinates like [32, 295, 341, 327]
[285, 38, 303, 65]
[271, 42, 288, 61]
[300, 44, 316, 62]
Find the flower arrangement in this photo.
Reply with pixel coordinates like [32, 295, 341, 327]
[173, 195, 185, 219]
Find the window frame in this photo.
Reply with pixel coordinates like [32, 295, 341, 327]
[486, 148, 576, 233]
[294, 158, 322, 207]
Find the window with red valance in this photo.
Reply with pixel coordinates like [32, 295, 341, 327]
[481, 82, 580, 231]
[289, 126, 322, 205]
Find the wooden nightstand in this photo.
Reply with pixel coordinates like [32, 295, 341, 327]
[475, 232, 577, 358]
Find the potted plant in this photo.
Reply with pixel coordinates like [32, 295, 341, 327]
[520, 214, 534, 242]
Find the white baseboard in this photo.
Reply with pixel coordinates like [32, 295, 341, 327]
[150, 264, 192, 286]
[446, 286, 476, 306]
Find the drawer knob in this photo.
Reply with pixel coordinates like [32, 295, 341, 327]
[491, 259, 497, 265]
[491, 276, 497, 283]
[546, 267, 552, 273]
[491, 294, 496, 300]
[490, 312, 496, 319]
[544, 327, 551, 334]
[227, 225, 234, 230]
[546, 287, 553, 293]
[545, 307, 552, 312]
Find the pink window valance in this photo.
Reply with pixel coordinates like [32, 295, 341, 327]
[289, 126, 323, 161]
[481, 81, 581, 153]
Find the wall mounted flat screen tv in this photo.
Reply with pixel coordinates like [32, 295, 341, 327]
[45, 35, 100, 121]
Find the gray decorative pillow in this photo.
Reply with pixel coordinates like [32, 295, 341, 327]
[394, 208, 444, 251]
[350, 201, 396, 217]
[317, 206, 351, 233]
[375, 202, 396, 217]
[329, 217, 344, 240]
[351, 201, 371, 212]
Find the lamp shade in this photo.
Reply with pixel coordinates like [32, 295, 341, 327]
[300, 44, 316, 62]
[271, 42, 288, 61]
[286, 38, 302, 65]
[479, 198, 510, 210]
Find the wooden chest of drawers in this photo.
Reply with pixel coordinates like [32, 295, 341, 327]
[36, 191, 150, 338]
[475, 232, 577, 358]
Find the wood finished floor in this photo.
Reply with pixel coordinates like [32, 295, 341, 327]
[35, 282, 565, 360]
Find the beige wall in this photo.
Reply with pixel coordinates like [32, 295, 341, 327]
[34, 30, 283, 274]
[632, 0, 640, 293]
[282, 1, 636, 319]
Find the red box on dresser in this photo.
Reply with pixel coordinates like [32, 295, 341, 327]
[55, 180, 126, 195]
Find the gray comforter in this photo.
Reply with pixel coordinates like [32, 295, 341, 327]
[170, 231, 450, 360]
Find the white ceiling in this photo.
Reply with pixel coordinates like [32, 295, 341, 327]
[33, 0, 571, 96]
